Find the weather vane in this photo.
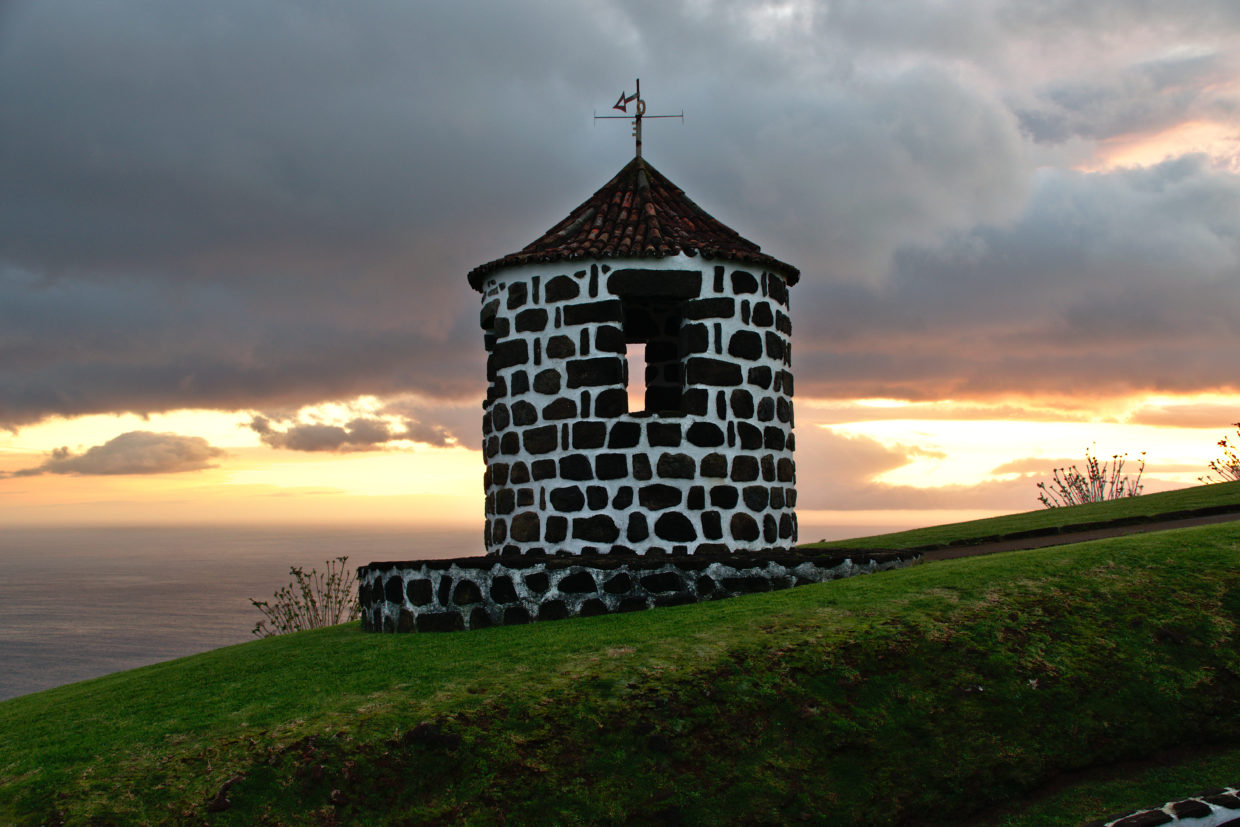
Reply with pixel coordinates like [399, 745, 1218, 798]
[594, 79, 683, 159]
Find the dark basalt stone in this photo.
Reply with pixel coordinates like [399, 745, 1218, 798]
[608, 268, 702, 298]
[731, 270, 758, 294]
[491, 404, 510, 431]
[506, 282, 528, 310]
[765, 331, 785, 360]
[756, 397, 775, 422]
[538, 516, 564, 543]
[397, 608, 415, 633]
[751, 301, 774, 327]
[764, 426, 786, 450]
[516, 308, 548, 332]
[657, 453, 696, 479]
[618, 596, 650, 613]
[776, 310, 792, 333]
[683, 298, 735, 320]
[779, 513, 795, 539]
[632, 454, 652, 480]
[655, 512, 697, 542]
[567, 422, 603, 450]
[761, 454, 776, 482]
[522, 426, 557, 455]
[544, 275, 580, 303]
[503, 605, 531, 625]
[538, 600, 569, 621]
[511, 400, 538, 426]
[687, 485, 705, 510]
[509, 371, 528, 395]
[496, 488, 515, 515]
[778, 458, 796, 482]
[710, 486, 739, 508]
[777, 397, 792, 423]
[491, 338, 528, 370]
[550, 486, 586, 512]
[546, 335, 576, 359]
[563, 300, 623, 325]
[490, 575, 518, 604]
[727, 330, 763, 361]
[700, 453, 728, 477]
[747, 365, 772, 390]
[777, 370, 794, 397]
[558, 571, 598, 593]
[524, 571, 550, 594]
[594, 388, 628, 418]
[627, 512, 650, 542]
[417, 612, 465, 632]
[604, 573, 634, 594]
[572, 515, 620, 543]
[607, 421, 641, 448]
[510, 512, 540, 542]
[437, 575, 454, 605]
[641, 571, 685, 593]
[500, 432, 520, 455]
[559, 454, 593, 480]
[595, 453, 628, 480]
[685, 357, 742, 387]
[612, 486, 633, 509]
[579, 598, 609, 617]
[701, 511, 723, 540]
[531, 459, 556, 480]
[567, 357, 623, 388]
[469, 607, 494, 629]
[767, 277, 788, 305]
[384, 575, 404, 605]
[594, 325, 627, 354]
[736, 423, 763, 451]
[533, 369, 561, 394]
[578, 486, 602, 510]
[743, 486, 770, 510]
[542, 397, 577, 420]
[491, 518, 507, 544]
[764, 514, 778, 543]
[730, 513, 761, 541]
[639, 484, 682, 510]
[681, 388, 709, 416]
[452, 580, 483, 605]
[681, 323, 710, 354]
[730, 389, 755, 418]
[646, 421, 682, 446]
[770, 487, 785, 509]
[722, 575, 771, 593]
[687, 422, 725, 448]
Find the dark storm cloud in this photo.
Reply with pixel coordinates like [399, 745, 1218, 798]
[1, 0, 1238, 433]
[5, 431, 225, 477]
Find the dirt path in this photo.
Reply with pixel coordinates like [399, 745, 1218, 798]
[920, 509, 1240, 563]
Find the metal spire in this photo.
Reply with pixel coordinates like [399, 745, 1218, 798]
[594, 78, 683, 159]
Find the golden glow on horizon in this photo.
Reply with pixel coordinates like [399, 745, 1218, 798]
[3, 391, 1237, 527]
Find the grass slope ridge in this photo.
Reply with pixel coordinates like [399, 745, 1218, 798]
[805, 480, 1240, 550]
[0, 507, 1237, 823]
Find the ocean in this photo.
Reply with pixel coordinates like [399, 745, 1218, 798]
[0, 524, 478, 701]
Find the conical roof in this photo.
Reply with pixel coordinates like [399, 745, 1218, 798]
[467, 156, 799, 291]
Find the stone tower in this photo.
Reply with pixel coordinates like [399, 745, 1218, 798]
[468, 156, 798, 556]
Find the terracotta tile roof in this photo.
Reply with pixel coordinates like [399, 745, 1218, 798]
[467, 156, 800, 291]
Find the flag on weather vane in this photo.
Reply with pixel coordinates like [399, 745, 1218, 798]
[613, 90, 638, 112]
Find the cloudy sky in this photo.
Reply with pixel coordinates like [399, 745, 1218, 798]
[1, 0, 1237, 537]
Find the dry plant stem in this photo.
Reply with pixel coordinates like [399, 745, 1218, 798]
[1037, 446, 1145, 509]
[1201, 422, 1240, 484]
[251, 556, 360, 638]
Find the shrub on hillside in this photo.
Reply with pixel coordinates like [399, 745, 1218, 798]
[251, 556, 359, 637]
[1036, 446, 1145, 508]
[1200, 422, 1240, 484]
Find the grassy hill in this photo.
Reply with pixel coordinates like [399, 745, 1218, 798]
[2, 485, 1239, 825]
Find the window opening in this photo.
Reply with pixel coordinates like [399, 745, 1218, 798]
[621, 298, 683, 414]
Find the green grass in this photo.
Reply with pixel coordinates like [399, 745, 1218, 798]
[1, 497, 1239, 824]
[802, 480, 1240, 550]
